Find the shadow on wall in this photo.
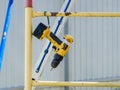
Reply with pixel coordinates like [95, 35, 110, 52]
[0, 86, 24, 90]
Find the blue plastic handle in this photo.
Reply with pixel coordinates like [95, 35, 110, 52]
[0, 0, 13, 70]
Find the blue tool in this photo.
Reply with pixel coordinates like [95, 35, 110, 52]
[0, 0, 13, 70]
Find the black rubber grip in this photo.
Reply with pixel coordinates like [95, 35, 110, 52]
[50, 32, 62, 45]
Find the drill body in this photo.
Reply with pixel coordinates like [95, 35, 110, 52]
[33, 23, 73, 68]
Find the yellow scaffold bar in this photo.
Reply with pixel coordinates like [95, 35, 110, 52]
[33, 12, 120, 17]
[32, 81, 120, 87]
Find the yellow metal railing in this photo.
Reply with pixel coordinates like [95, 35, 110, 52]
[33, 11, 120, 17]
[25, 0, 120, 90]
[32, 81, 120, 87]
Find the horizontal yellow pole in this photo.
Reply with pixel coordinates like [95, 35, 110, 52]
[33, 12, 120, 17]
[32, 81, 120, 87]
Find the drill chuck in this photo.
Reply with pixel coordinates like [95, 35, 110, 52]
[51, 54, 63, 68]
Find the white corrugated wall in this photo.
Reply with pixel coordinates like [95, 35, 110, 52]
[0, 0, 25, 88]
[0, 0, 120, 90]
[0, 0, 64, 89]
[68, 0, 120, 90]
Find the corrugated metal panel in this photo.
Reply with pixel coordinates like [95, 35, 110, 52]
[0, 0, 64, 89]
[68, 0, 120, 90]
[0, 0, 25, 88]
[0, 0, 120, 90]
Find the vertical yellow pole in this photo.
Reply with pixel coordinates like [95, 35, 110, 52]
[25, 0, 32, 90]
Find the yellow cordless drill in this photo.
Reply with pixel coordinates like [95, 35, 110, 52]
[33, 23, 73, 69]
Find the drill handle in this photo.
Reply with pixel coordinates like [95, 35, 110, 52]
[47, 32, 62, 46]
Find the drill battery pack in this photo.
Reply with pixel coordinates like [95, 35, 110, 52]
[33, 23, 47, 39]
